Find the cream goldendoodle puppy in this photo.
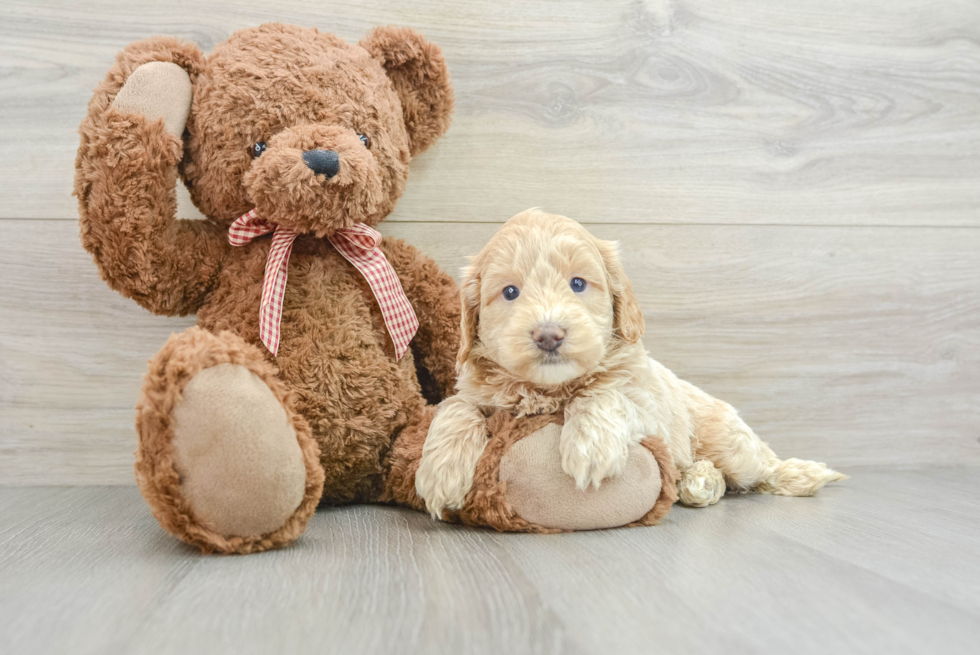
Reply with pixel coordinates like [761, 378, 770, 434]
[416, 209, 844, 518]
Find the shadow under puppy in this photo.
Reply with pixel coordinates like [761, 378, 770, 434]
[416, 209, 845, 518]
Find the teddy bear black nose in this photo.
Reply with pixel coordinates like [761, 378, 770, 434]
[302, 149, 340, 178]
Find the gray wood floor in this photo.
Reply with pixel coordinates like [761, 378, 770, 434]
[2, 468, 978, 655]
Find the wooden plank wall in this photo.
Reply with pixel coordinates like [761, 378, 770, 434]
[1, 0, 978, 484]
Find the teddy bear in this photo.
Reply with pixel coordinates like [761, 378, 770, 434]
[74, 23, 461, 554]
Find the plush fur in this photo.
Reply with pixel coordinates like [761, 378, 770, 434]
[445, 411, 679, 533]
[75, 24, 459, 553]
[416, 210, 846, 518]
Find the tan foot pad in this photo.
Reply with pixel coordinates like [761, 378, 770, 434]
[110, 61, 192, 137]
[501, 423, 661, 530]
[451, 412, 679, 533]
[171, 363, 307, 537]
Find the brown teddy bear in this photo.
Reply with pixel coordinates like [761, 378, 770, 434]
[74, 23, 461, 554]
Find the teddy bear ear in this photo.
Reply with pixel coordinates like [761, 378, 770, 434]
[360, 26, 454, 157]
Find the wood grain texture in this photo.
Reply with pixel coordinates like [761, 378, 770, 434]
[2, 220, 978, 484]
[1, 471, 979, 654]
[1, 0, 979, 224]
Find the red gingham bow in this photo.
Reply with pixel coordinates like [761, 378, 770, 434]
[228, 209, 418, 359]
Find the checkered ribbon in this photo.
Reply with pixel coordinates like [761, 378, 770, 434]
[228, 209, 418, 359]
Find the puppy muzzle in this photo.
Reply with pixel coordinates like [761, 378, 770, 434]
[532, 324, 565, 352]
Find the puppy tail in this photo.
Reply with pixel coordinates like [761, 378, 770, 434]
[755, 458, 847, 497]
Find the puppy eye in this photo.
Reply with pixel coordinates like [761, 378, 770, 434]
[358, 134, 372, 149]
[502, 285, 521, 301]
[248, 142, 267, 159]
[570, 277, 587, 293]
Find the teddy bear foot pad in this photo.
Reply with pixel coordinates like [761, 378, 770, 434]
[500, 423, 663, 530]
[452, 412, 679, 533]
[135, 328, 324, 554]
[169, 363, 307, 537]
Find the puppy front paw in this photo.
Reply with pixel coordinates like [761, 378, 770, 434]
[559, 420, 632, 491]
[415, 456, 476, 520]
[415, 400, 489, 521]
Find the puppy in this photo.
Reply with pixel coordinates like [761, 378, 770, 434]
[416, 209, 844, 518]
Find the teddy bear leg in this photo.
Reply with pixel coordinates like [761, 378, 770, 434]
[492, 423, 666, 531]
[135, 327, 325, 554]
[380, 402, 437, 512]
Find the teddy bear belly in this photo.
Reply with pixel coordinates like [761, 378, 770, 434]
[197, 248, 424, 504]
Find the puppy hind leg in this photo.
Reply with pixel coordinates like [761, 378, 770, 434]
[676, 460, 726, 507]
[755, 458, 848, 497]
[696, 401, 846, 497]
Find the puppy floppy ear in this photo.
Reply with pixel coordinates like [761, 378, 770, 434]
[360, 26, 454, 157]
[597, 240, 645, 343]
[456, 262, 481, 372]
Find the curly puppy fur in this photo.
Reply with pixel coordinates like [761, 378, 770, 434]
[416, 210, 845, 517]
[75, 24, 458, 553]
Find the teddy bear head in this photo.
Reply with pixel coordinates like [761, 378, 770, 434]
[171, 23, 453, 235]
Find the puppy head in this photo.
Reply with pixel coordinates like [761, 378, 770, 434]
[459, 209, 644, 386]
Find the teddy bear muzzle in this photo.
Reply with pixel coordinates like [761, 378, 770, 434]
[243, 123, 387, 235]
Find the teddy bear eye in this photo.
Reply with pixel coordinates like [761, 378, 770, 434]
[502, 285, 521, 301]
[248, 142, 267, 159]
[570, 277, 587, 293]
[358, 134, 372, 149]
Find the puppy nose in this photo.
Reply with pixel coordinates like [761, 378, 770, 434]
[302, 149, 340, 178]
[532, 325, 565, 352]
